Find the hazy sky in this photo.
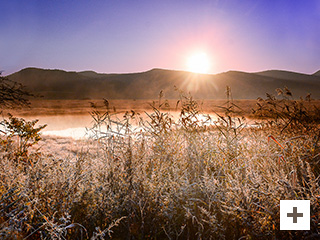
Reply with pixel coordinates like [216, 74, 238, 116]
[1, 0, 320, 75]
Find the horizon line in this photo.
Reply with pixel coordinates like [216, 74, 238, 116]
[5, 66, 320, 76]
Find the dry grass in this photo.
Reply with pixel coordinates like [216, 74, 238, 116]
[1, 90, 320, 239]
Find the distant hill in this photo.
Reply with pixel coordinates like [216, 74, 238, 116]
[255, 70, 320, 82]
[313, 70, 320, 76]
[8, 67, 320, 99]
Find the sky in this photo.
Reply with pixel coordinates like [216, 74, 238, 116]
[1, 0, 320, 75]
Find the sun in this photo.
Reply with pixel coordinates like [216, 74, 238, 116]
[186, 52, 211, 74]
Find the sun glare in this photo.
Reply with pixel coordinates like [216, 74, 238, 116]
[186, 52, 211, 74]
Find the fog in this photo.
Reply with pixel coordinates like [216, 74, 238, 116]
[22, 111, 220, 139]
[21, 114, 93, 139]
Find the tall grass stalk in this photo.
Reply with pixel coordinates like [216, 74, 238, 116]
[0, 88, 319, 239]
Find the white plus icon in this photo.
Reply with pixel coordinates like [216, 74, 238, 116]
[280, 200, 310, 230]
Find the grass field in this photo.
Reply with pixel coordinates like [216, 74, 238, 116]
[4, 98, 320, 116]
[1, 91, 320, 239]
[1, 98, 266, 116]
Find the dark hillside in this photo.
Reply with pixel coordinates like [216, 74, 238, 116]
[8, 67, 320, 99]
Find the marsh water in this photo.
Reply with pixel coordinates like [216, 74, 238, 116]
[1, 99, 262, 139]
[18, 114, 94, 139]
[19, 111, 220, 139]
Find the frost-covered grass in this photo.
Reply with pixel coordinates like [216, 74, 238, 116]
[1, 89, 320, 239]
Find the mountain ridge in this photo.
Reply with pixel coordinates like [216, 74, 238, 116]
[313, 70, 320, 76]
[8, 67, 320, 100]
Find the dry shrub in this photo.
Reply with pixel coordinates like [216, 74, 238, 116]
[0, 87, 319, 239]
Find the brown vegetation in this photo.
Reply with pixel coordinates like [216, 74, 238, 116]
[1, 99, 259, 116]
[1, 87, 320, 239]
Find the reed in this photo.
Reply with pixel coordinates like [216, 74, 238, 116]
[0, 87, 319, 239]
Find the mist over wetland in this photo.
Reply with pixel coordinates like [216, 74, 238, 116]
[2, 0, 320, 238]
[2, 99, 259, 139]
